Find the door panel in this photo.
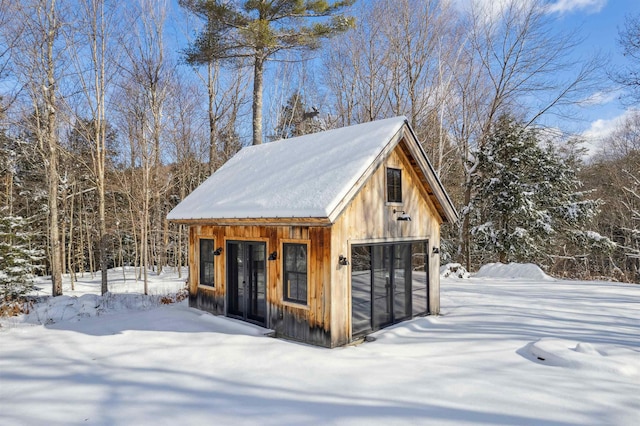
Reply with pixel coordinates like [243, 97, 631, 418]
[247, 243, 266, 323]
[227, 242, 243, 317]
[411, 242, 429, 316]
[351, 246, 372, 337]
[227, 241, 266, 326]
[372, 245, 392, 329]
[351, 240, 428, 338]
[393, 244, 411, 321]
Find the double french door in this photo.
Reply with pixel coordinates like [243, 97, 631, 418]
[351, 241, 429, 337]
[227, 241, 266, 326]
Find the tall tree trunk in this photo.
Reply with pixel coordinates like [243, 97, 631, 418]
[252, 55, 264, 145]
[99, 122, 108, 293]
[48, 134, 63, 296]
[208, 61, 217, 173]
[68, 183, 76, 290]
[462, 180, 471, 271]
[45, 0, 63, 296]
[142, 162, 150, 294]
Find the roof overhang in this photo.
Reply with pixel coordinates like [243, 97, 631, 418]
[400, 123, 459, 224]
[168, 217, 332, 227]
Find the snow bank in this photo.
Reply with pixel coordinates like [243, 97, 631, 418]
[475, 262, 554, 281]
[525, 338, 640, 377]
[13, 291, 187, 326]
[1, 267, 188, 327]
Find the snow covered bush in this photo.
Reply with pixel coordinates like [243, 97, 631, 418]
[440, 263, 471, 279]
[0, 212, 44, 303]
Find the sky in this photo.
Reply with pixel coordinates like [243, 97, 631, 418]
[551, 0, 640, 148]
[450, 0, 640, 154]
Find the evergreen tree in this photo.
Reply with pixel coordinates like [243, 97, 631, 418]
[0, 211, 44, 301]
[179, 0, 354, 145]
[469, 115, 607, 267]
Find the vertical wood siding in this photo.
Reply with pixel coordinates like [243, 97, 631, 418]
[330, 141, 443, 345]
[188, 224, 334, 347]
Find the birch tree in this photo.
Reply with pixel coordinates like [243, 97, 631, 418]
[119, 0, 173, 292]
[66, 0, 121, 294]
[9, 0, 68, 295]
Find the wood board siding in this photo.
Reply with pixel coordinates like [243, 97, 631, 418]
[188, 224, 334, 347]
[330, 141, 443, 345]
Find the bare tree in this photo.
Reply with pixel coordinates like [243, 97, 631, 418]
[324, 1, 391, 126]
[163, 73, 208, 275]
[65, 0, 122, 294]
[0, 0, 20, 116]
[8, 0, 69, 295]
[324, 0, 461, 137]
[614, 13, 640, 104]
[188, 60, 249, 174]
[117, 0, 173, 292]
[586, 112, 640, 281]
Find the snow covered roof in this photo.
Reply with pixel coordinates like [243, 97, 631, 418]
[167, 116, 457, 223]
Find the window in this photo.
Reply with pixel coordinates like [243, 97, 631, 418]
[387, 167, 402, 203]
[283, 243, 308, 305]
[199, 238, 215, 287]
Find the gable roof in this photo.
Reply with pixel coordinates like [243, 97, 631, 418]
[167, 116, 458, 224]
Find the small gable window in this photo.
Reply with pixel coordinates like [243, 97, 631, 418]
[199, 238, 215, 287]
[387, 167, 402, 203]
[283, 243, 308, 305]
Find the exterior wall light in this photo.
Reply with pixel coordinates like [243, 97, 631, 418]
[339, 255, 349, 265]
[268, 251, 277, 261]
[213, 247, 223, 256]
[393, 208, 411, 221]
[432, 247, 440, 254]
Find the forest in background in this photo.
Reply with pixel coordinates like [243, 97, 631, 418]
[0, 0, 639, 299]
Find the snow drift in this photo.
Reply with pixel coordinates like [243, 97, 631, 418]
[474, 262, 555, 281]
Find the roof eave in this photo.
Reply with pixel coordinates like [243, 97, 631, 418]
[402, 121, 459, 224]
[167, 216, 332, 227]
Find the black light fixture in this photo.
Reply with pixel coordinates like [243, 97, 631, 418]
[268, 251, 277, 261]
[339, 255, 349, 266]
[432, 247, 440, 255]
[393, 208, 411, 221]
[213, 247, 223, 256]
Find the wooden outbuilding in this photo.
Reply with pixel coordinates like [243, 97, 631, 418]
[167, 116, 458, 347]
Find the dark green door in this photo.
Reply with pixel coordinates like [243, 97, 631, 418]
[227, 241, 266, 325]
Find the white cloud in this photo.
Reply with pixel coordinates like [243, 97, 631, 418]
[452, 0, 604, 24]
[546, 0, 607, 15]
[451, 0, 535, 22]
[581, 108, 637, 155]
[582, 112, 628, 140]
[578, 89, 621, 106]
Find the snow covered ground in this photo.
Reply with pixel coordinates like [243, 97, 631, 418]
[1, 265, 639, 425]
